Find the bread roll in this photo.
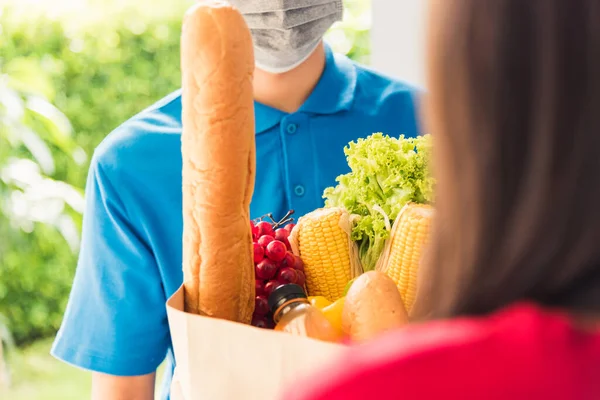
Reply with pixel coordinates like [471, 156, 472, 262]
[342, 271, 408, 342]
[181, 0, 256, 323]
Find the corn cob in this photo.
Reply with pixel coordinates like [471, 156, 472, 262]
[376, 203, 433, 315]
[289, 207, 362, 301]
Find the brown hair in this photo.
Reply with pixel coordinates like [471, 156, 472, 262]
[416, 0, 600, 319]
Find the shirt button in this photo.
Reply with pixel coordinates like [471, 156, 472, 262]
[294, 185, 305, 197]
[286, 123, 297, 135]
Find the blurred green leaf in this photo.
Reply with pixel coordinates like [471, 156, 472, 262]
[25, 95, 76, 155]
[0, 32, 87, 345]
[4, 58, 55, 100]
[13, 127, 55, 174]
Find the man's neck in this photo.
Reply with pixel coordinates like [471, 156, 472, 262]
[253, 42, 326, 114]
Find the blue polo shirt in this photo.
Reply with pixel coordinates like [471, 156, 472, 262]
[51, 44, 420, 399]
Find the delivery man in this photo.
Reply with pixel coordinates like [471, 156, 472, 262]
[51, 1, 421, 399]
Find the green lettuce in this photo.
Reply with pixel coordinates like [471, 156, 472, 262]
[323, 133, 434, 271]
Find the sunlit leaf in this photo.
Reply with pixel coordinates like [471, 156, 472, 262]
[0, 158, 41, 188]
[15, 126, 55, 175]
[0, 314, 14, 350]
[26, 96, 73, 137]
[56, 214, 81, 253]
[72, 146, 88, 166]
[1, 158, 85, 215]
[4, 57, 55, 100]
[25, 193, 65, 223]
[0, 76, 25, 124]
[26, 95, 76, 153]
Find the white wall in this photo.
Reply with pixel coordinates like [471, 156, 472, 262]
[371, 0, 427, 88]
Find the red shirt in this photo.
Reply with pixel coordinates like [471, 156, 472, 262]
[283, 303, 600, 400]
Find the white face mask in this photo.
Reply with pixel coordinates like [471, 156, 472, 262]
[229, 0, 343, 74]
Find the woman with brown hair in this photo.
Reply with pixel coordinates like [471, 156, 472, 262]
[282, 0, 600, 398]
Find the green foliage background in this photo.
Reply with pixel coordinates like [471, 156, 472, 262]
[0, 0, 372, 346]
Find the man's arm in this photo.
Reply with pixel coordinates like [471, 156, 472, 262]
[51, 153, 169, 396]
[92, 372, 156, 400]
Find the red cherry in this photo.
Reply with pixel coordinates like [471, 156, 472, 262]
[253, 243, 264, 264]
[264, 280, 281, 298]
[280, 252, 295, 269]
[277, 267, 298, 285]
[250, 221, 259, 239]
[257, 235, 275, 248]
[256, 259, 277, 280]
[266, 240, 287, 262]
[256, 221, 275, 237]
[284, 223, 296, 233]
[254, 295, 269, 316]
[296, 270, 306, 287]
[255, 280, 266, 297]
[293, 256, 305, 272]
[251, 314, 268, 329]
[274, 228, 289, 242]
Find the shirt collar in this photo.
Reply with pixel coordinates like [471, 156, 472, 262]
[254, 102, 285, 134]
[254, 42, 358, 134]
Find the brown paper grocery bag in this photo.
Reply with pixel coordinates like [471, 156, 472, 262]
[166, 285, 346, 400]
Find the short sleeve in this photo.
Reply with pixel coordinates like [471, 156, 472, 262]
[51, 154, 169, 376]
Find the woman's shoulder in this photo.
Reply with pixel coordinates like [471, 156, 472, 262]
[286, 303, 600, 400]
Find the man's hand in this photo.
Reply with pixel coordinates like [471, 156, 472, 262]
[92, 371, 156, 400]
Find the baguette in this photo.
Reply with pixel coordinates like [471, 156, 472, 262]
[181, 0, 256, 323]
